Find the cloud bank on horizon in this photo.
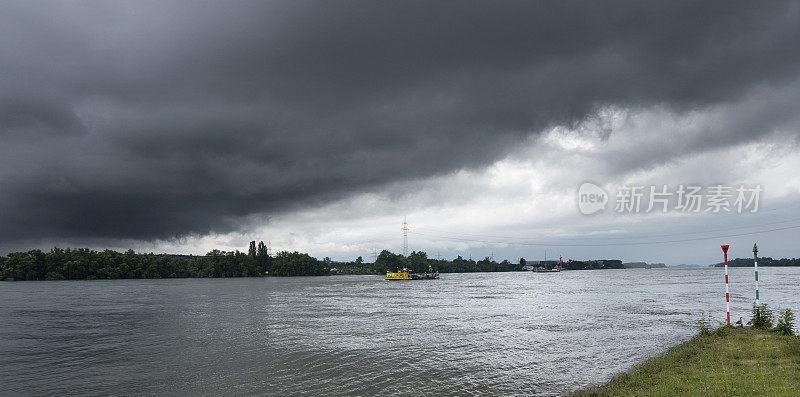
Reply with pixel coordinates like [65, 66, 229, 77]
[2, 1, 800, 262]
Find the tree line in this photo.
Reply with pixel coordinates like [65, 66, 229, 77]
[0, 241, 329, 281]
[370, 250, 623, 273]
[715, 257, 800, 267]
[0, 244, 630, 281]
[372, 250, 520, 273]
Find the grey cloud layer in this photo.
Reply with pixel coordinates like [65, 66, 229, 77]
[1, 0, 799, 242]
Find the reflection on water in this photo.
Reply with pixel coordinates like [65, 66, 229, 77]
[2, 268, 798, 396]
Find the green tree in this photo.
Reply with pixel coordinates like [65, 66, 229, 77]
[774, 309, 795, 335]
[374, 250, 405, 272]
[271, 251, 327, 276]
[408, 251, 428, 272]
[256, 241, 271, 274]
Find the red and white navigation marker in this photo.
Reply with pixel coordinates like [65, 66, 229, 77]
[721, 244, 730, 325]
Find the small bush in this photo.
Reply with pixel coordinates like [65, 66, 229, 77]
[773, 309, 795, 336]
[696, 314, 715, 336]
[751, 304, 774, 329]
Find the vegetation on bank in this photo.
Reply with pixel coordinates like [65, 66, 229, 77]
[0, 242, 328, 281]
[715, 256, 800, 267]
[0, 245, 625, 281]
[573, 306, 798, 396]
[748, 304, 796, 336]
[572, 327, 800, 396]
[371, 250, 623, 274]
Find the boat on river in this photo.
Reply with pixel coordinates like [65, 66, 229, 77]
[531, 266, 562, 272]
[385, 266, 439, 280]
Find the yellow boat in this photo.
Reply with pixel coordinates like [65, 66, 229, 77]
[385, 269, 412, 280]
[385, 266, 439, 280]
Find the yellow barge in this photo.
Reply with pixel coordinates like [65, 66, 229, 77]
[385, 267, 439, 280]
[385, 269, 412, 280]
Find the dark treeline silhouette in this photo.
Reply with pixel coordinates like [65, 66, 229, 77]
[714, 257, 800, 267]
[0, 241, 328, 281]
[562, 259, 624, 270]
[370, 250, 623, 273]
[1, 245, 629, 281]
[371, 250, 519, 273]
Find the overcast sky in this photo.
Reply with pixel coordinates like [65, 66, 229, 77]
[2, 1, 800, 264]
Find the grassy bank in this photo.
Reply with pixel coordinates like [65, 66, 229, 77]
[572, 327, 800, 396]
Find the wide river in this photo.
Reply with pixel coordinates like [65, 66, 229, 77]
[2, 267, 799, 396]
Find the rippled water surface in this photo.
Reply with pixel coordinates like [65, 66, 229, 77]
[2, 268, 799, 396]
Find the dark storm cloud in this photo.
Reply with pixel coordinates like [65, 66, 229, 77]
[1, 0, 799, 242]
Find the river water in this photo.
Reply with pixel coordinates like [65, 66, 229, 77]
[2, 267, 799, 396]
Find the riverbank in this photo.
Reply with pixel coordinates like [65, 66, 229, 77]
[571, 327, 800, 396]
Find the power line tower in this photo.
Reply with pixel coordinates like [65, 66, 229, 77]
[267, 240, 271, 256]
[401, 217, 409, 256]
[372, 248, 378, 263]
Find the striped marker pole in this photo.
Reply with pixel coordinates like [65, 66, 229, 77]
[721, 244, 730, 325]
[753, 243, 759, 305]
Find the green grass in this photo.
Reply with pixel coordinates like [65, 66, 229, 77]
[571, 327, 800, 396]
